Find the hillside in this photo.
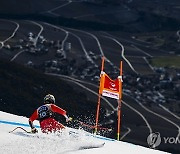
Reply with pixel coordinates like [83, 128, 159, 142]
[0, 59, 100, 122]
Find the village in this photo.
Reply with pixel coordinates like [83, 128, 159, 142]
[3, 31, 180, 113]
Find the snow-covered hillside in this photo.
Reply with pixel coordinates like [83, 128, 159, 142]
[0, 111, 169, 154]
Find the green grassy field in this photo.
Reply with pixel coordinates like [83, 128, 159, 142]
[151, 56, 180, 68]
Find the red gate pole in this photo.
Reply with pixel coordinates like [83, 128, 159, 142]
[95, 56, 105, 134]
[117, 61, 123, 140]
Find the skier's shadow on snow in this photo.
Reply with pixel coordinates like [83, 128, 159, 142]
[13, 132, 35, 137]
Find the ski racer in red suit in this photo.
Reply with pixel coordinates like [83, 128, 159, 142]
[29, 94, 71, 133]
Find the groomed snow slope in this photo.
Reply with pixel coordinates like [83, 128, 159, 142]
[0, 111, 169, 154]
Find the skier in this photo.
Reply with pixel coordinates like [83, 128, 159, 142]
[29, 94, 72, 133]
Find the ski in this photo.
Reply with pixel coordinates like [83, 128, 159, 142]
[78, 142, 105, 150]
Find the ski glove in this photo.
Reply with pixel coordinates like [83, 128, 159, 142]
[31, 127, 38, 134]
[64, 115, 72, 122]
[66, 117, 73, 122]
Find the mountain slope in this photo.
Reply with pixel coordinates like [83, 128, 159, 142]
[0, 111, 168, 154]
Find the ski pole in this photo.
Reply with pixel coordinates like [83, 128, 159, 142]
[9, 127, 32, 133]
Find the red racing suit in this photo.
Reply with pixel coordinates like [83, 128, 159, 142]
[29, 104, 67, 133]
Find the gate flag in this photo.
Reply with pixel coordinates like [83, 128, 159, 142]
[99, 72, 120, 100]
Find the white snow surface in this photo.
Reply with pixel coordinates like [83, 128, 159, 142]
[0, 111, 169, 154]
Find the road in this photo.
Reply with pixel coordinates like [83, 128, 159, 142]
[0, 20, 19, 50]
